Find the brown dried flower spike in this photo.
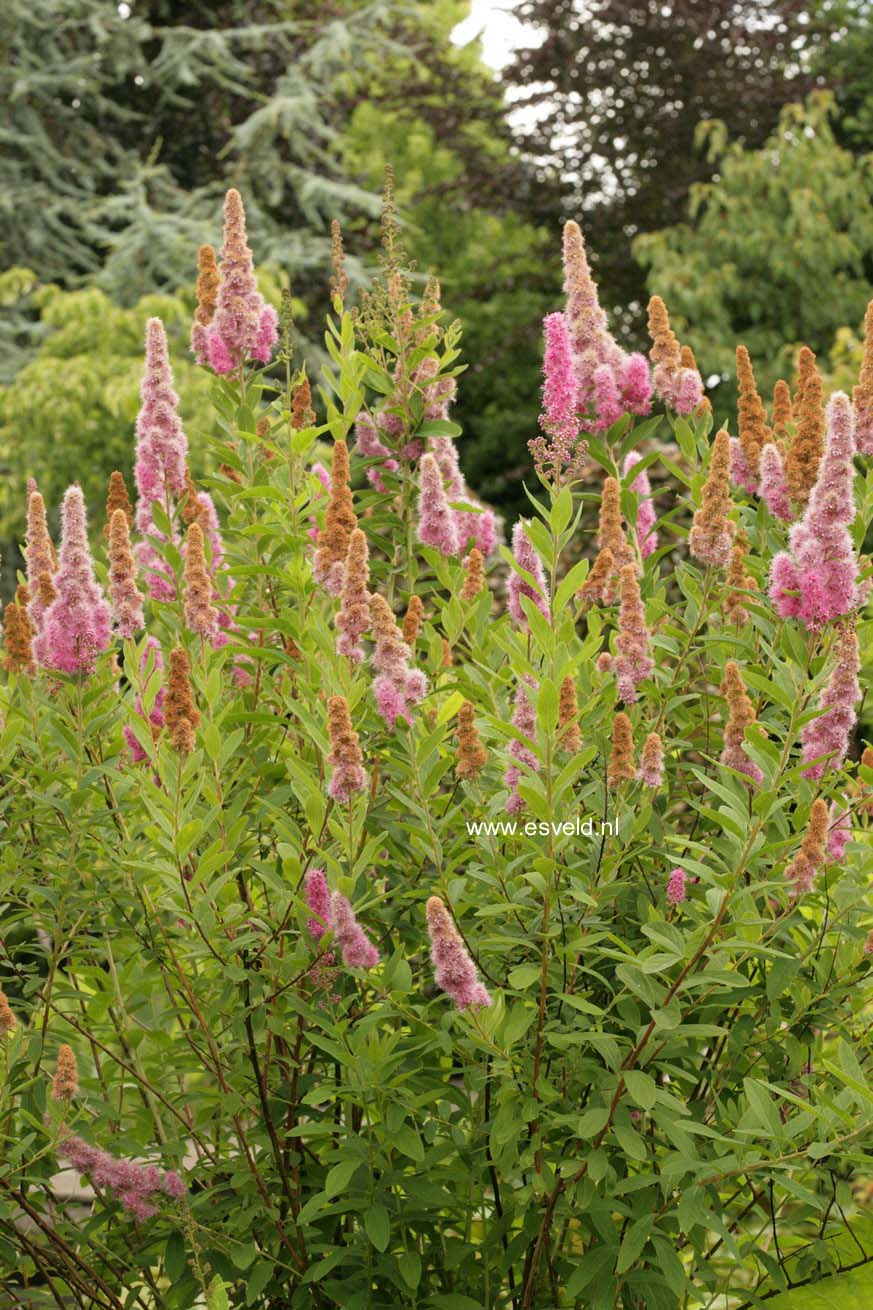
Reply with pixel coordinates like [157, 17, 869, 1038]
[314, 440, 357, 593]
[607, 712, 635, 788]
[456, 701, 487, 780]
[164, 647, 200, 755]
[558, 676, 581, 754]
[194, 244, 220, 328]
[104, 471, 133, 536]
[785, 347, 825, 505]
[402, 594, 424, 645]
[735, 346, 772, 478]
[460, 548, 485, 601]
[3, 593, 34, 674]
[647, 296, 681, 371]
[723, 530, 757, 627]
[0, 989, 16, 1038]
[52, 1044, 79, 1101]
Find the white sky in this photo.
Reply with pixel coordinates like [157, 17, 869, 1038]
[451, 0, 529, 70]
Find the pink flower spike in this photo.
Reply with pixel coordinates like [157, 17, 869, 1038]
[769, 552, 802, 619]
[729, 436, 759, 495]
[504, 675, 539, 814]
[507, 522, 549, 629]
[417, 453, 460, 555]
[801, 626, 860, 780]
[305, 869, 331, 940]
[592, 363, 624, 431]
[425, 896, 491, 1011]
[329, 891, 379, 970]
[666, 868, 687, 905]
[827, 804, 851, 861]
[759, 444, 792, 521]
[42, 486, 112, 676]
[621, 352, 653, 415]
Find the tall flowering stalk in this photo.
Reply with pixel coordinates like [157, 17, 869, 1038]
[41, 486, 111, 676]
[769, 393, 860, 629]
[369, 595, 427, 727]
[723, 530, 757, 627]
[25, 490, 56, 653]
[720, 661, 763, 786]
[164, 647, 199, 755]
[460, 548, 485, 600]
[647, 296, 703, 415]
[183, 522, 219, 641]
[305, 869, 331, 940]
[610, 565, 653, 703]
[557, 676, 581, 754]
[563, 220, 651, 429]
[852, 300, 873, 455]
[771, 379, 792, 437]
[785, 348, 825, 506]
[202, 189, 277, 374]
[426, 896, 491, 1010]
[104, 470, 133, 535]
[190, 244, 220, 365]
[326, 695, 367, 803]
[529, 311, 587, 482]
[638, 732, 664, 787]
[456, 702, 488, 780]
[314, 440, 357, 596]
[52, 1045, 78, 1101]
[2, 590, 34, 674]
[689, 429, 735, 568]
[133, 318, 188, 601]
[801, 625, 860, 779]
[507, 523, 549, 629]
[607, 712, 635, 787]
[58, 1135, 185, 1222]
[505, 676, 539, 814]
[732, 346, 772, 490]
[108, 508, 145, 638]
[758, 444, 792, 521]
[785, 798, 829, 896]
[336, 529, 371, 662]
[622, 451, 658, 558]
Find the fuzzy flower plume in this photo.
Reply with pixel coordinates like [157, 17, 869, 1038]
[758, 444, 792, 522]
[461, 548, 485, 601]
[529, 311, 587, 481]
[681, 345, 711, 416]
[666, 868, 687, 906]
[369, 594, 427, 727]
[52, 1045, 78, 1101]
[182, 522, 219, 640]
[304, 869, 331, 942]
[689, 429, 735, 568]
[720, 661, 763, 786]
[638, 732, 664, 787]
[785, 798, 829, 896]
[623, 451, 658, 558]
[402, 594, 424, 645]
[0, 990, 16, 1038]
[314, 440, 357, 595]
[608, 712, 635, 788]
[205, 190, 277, 373]
[164, 647, 199, 755]
[579, 547, 616, 607]
[769, 392, 860, 629]
[335, 529, 370, 662]
[563, 221, 651, 428]
[426, 896, 491, 1010]
[505, 676, 539, 814]
[41, 486, 112, 675]
[734, 346, 773, 483]
[613, 565, 653, 702]
[598, 476, 636, 575]
[26, 490, 56, 646]
[190, 244, 220, 364]
[326, 695, 367, 803]
[772, 380, 792, 438]
[508, 522, 549, 628]
[723, 530, 757, 627]
[785, 348, 825, 506]
[853, 300, 873, 455]
[104, 471, 133, 536]
[801, 625, 860, 779]
[828, 803, 852, 861]
[123, 638, 164, 763]
[456, 701, 488, 780]
[108, 509, 145, 638]
[418, 452, 460, 555]
[558, 675, 581, 754]
[58, 1135, 185, 1222]
[3, 589, 34, 674]
[647, 296, 702, 415]
[330, 891, 379, 969]
[133, 318, 188, 600]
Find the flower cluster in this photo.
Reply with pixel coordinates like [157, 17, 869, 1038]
[193, 189, 277, 374]
[59, 1135, 185, 1222]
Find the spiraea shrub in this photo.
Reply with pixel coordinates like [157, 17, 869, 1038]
[1, 182, 872, 1310]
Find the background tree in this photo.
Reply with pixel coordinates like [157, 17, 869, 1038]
[634, 93, 873, 409]
[504, 0, 823, 333]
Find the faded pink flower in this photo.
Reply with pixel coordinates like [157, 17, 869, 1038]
[758, 444, 792, 521]
[827, 803, 852, 861]
[205, 189, 276, 373]
[623, 452, 658, 558]
[133, 318, 188, 600]
[418, 453, 460, 555]
[729, 437, 760, 495]
[508, 522, 549, 629]
[529, 311, 587, 479]
[666, 868, 686, 905]
[41, 486, 112, 675]
[330, 891, 379, 969]
[58, 1134, 184, 1222]
[613, 565, 653, 703]
[426, 895, 491, 1010]
[505, 675, 539, 815]
[801, 625, 860, 779]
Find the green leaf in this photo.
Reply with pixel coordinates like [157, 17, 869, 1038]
[325, 1158, 361, 1199]
[624, 1070, 657, 1111]
[365, 1204, 390, 1252]
[398, 1249, 422, 1289]
[206, 1277, 230, 1310]
[768, 1264, 873, 1308]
